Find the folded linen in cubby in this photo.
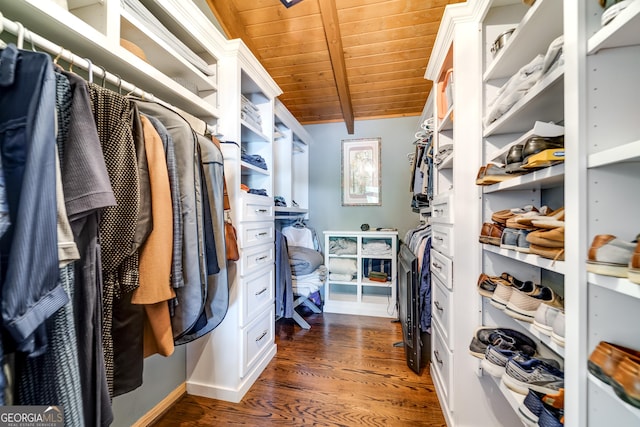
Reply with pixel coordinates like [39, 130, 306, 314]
[328, 257, 357, 275]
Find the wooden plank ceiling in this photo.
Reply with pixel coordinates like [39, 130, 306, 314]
[207, 0, 464, 133]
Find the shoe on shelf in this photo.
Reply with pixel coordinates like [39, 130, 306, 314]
[507, 206, 552, 230]
[501, 228, 532, 253]
[611, 355, 640, 410]
[490, 272, 526, 310]
[526, 227, 565, 249]
[586, 234, 636, 278]
[536, 405, 565, 427]
[518, 388, 565, 427]
[477, 273, 510, 297]
[551, 311, 565, 347]
[588, 341, 640, 385]
[533, 304, 563, 336]
[475, 166, 487, 185]
[504, 143, 527, 174]
[601, 0, 632, 26]
[521, 136, 564, 165]
[482, 345, 526, 378]
[505, 285, 562, 323]
[628, 240, 640, 285]
[491, 205, 538, 226]
[479, 222, 505, 246]
[469, 326, 537, 359]
[503, 356, 564, 395]
[516, 207, 564, 229]
[480, 163, 522, 185]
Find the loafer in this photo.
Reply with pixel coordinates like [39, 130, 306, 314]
[588, 341, 640, 385]
[504, 144, 526, 173]
[479, 222, 505, 246]
[491, 205, 538, 225]
[480, 163, 521, 185]
[477, 273, 510, 297]
[526, 227, 565, 249]
[530, 244, 565, 261]
[501, 228, 532, 252]
[586, 234, 636, 278]
[521, 136, 564, 162]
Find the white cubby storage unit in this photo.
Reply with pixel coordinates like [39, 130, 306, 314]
[323, 231, 397, 318]
[425, 0, 640, 426]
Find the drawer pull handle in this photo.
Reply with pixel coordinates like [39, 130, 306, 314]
[255, 330, 268, 342]
[255, 287, 268, 296]
[256, 232, 268, 237]
[434, 301, 443, 311]
[255, 208, 268, 213]
[256, 255, 268, 262]
[432, 262, 442, 269]
[434, 349, 443, 365]
[434, 209, 444, 214]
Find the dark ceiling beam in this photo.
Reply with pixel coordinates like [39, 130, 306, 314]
[317, 0, 354, 134]
[205, 0, 263, 61]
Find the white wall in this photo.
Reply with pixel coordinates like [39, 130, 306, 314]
[304, 116, 422, 247]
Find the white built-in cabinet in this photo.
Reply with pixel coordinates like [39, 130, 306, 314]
[426, 1, 640, 426]
[188, 39, 282, 403]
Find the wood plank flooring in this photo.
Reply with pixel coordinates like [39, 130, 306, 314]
[153, 313, 446, 426]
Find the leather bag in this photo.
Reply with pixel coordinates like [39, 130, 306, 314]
[211, 136, 240, 261]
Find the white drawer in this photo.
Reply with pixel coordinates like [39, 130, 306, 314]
[240, 242, 274, 277]
[238, 222, 274, 248]
[432, 321, 454, 411]
[431, 224, 454, 258]
[241, 265, 274, 327]
[432, 275, 453, 349]
[430, 249, 453, 290]
[241, 306, 274, 377]
[239, 195, 274, 222]
[431, 192, 454, 224]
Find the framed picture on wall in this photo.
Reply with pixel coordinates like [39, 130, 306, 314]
[341, 138, 381, 206]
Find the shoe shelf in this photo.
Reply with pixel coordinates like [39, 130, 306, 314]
[483, 0, 563, 82]
[588, 0, 640, 55]
[482, 297, 565, 358]
[587, 273, 640, 300]
[482, 244, 566, 275]
[483, 66, 564, 138]
[437, 153, 454, 170]
[482, 163, 564, 194]
[588, 373, 640, 423]
[588, 139, 640, 169]
[486, 374, 527, 426]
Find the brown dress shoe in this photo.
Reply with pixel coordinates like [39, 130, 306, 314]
[479, 222, 504, 246]
[588, 341, 640, 385]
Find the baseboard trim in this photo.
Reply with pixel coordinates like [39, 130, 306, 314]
[132, 382, 187, 427]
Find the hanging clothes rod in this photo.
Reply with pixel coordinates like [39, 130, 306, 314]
[0, 13, 216, 136]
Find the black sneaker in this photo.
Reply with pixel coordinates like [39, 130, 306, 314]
[468, 326, 537, 359]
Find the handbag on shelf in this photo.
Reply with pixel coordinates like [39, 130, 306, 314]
[211, 136, 240, 261]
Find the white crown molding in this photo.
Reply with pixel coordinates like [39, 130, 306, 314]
[425, 0, 491, 81]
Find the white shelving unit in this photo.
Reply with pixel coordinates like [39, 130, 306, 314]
[273, 99, 311, 218]
[323, 231, 397, 318]
[425, 0, 640, 425]
[188, 38, 282, 404]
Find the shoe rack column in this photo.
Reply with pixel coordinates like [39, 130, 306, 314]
[566, 1, 640, 425]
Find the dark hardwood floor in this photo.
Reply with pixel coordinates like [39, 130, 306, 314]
[153, 313, 446, 426]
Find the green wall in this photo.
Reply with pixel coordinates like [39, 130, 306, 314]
[304, 116, 422, 247]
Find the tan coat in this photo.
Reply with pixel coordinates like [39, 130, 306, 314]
[131, 115, 176, 357]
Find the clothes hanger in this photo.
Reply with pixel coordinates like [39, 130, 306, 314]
[0, 13, 6, 49]
[16, 21, 24, 49]
[84, 58, 93, 84]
